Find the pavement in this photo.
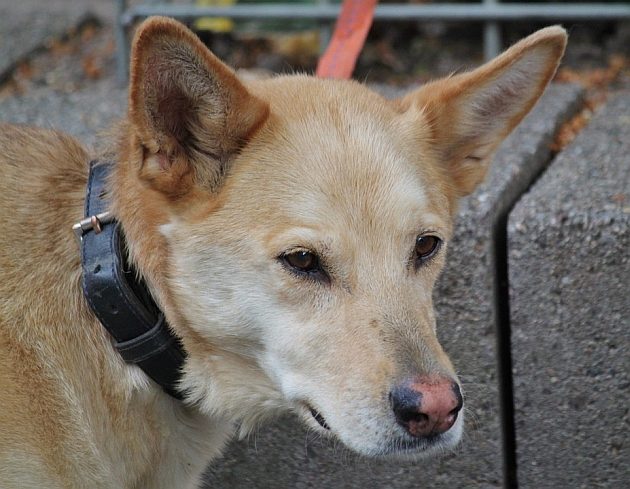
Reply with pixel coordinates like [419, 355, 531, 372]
[0, 5, 628, 489]
[0, 1, 113, 82]
[0, 0, 121, 148]
[0, 80, 125, 149]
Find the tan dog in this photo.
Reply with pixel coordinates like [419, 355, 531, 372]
[0, 17, 566, 489]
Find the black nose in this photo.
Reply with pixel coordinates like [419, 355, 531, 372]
[390, 376, 463, 438]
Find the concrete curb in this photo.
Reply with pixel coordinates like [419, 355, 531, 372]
[509, 92, 630, 488]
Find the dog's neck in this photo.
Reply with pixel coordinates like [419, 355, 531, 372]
[76, 159, 186, 399]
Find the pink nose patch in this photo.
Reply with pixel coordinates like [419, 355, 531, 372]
[391, 375, 463, 438]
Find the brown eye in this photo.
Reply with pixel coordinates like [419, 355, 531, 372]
[284, 250, 319, 272]
[280, 250, 329, 283]
[415, 235, 441, 265]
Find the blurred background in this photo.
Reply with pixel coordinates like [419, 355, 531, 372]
[1, 1, 628, 100]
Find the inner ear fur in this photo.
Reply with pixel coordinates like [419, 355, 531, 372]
[128, 16, 269, 194]
[400, 26, 567, 197]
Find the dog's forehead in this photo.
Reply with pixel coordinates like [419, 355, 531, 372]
[235, 77, 451, 235]
[279, 122, 426, 230]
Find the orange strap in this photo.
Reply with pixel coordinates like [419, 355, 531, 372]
[316, 0, 378, 79]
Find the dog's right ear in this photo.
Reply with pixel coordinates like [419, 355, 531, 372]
[128, 16, 269, 195]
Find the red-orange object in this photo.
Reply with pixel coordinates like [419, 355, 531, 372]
[316, 0, 378, 79]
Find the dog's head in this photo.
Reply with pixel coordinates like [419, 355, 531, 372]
[113, 17, 565, 458]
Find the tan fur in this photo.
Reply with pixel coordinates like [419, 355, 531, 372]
[0, 17, 566, 488]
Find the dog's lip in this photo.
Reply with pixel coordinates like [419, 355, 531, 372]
[298, 402, 331, 431]
[376, 432, 447, 457]
[308, 406, 330, 430]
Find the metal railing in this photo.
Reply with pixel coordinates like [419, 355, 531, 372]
[115, 1, 630, 82]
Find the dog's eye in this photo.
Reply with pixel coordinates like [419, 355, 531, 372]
[281, 250, 328, 282]
[283, 250, 319, 272]
[414, 235, 441, 266]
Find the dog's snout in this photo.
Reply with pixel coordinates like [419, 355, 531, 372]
[390, 376, 463, 438]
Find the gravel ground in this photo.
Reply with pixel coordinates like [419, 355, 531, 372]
[0, 80, 125, 149]
[0, 6, 96, 83]
[0, 1, 121, 149]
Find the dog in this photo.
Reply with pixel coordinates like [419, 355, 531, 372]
[0, 17, 566, 488]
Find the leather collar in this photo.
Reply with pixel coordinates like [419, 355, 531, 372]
[74, 160, 186, 400]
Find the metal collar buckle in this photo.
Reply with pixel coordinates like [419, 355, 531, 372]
[72, 211, 114, 244]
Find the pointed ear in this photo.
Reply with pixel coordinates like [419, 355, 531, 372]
[399, 26, 567, 197]
[128, 16, 269, 195]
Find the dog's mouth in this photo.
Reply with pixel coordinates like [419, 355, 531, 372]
[295, 400, 462, 458]
[308, 406, 330, 430]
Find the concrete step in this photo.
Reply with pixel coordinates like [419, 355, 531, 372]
[509, 92, 630, 488]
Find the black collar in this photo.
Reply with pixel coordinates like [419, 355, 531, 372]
[74, 160, 186, 400]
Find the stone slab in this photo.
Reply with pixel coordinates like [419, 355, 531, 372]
[509, 92, 630, 488]
[202, 83, 584, 489]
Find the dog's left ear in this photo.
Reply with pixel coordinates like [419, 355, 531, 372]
[399, 26, 567, 198]
[128, 16, 269, 195]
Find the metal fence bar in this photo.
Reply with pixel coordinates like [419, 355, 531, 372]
[483, 0, 501, 60]
[121, 3, 630, 24]
[316, 0, 333, 53]
[117, 2, 630, 81]
[116, 0, 129, 84]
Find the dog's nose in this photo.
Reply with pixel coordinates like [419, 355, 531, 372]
[390, 376, 463, 438]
